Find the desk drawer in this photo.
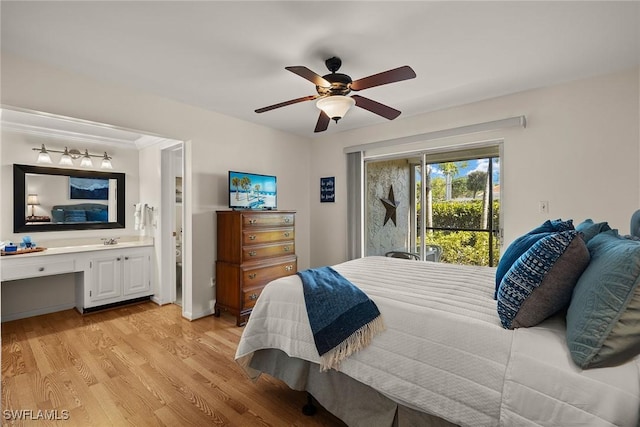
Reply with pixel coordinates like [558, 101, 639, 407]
[2, 258, 75, 281]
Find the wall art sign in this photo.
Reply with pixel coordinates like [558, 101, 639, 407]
[320, 177, 335, 203]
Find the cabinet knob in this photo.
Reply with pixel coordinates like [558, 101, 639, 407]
[38, 267, 45, 272]
[248, 235, 256, 240]
[248, 251, 257, 257]
[249, 219, 257, 224]
[283, 246, 290, 252]
[125, 256, 129, 260]
[248, 273, 257, 279]
[249, 293, 259, 301]
[285, 265, 293, 271]
[284, 217, 290, 223]
[117, 257, 121, 261]
[283, 232, 290, 237]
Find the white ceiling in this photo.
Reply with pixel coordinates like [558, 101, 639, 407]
[2, 1, 639, 138]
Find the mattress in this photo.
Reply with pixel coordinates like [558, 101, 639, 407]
[236, 256, 640, 426]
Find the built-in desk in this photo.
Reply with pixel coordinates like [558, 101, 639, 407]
[1, 237, 154, 321]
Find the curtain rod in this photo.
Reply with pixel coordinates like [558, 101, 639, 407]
[343, 115, 526, 154]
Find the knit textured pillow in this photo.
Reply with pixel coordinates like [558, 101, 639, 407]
[494, 219, 574, 299]
[566, 230, 640, 368]
[497, 230, 590, 329]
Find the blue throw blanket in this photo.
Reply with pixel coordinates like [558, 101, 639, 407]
[297, 266, 385, 371]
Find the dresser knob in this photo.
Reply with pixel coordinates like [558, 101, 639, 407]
[285, 265, 293, 271]
[249, 219, 257, 224]
[38, 267, 45, 272]
[249, 235, 256, 240]
[249, 293, 259, 300]
[283, 232, 290, 237]
[283, 246, 290, 252]
[248, 251, 257, 257]
[284, 217, 290, 223]
[248, 273, 257, 279]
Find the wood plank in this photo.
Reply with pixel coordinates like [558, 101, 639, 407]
[1, 302, 345, 426]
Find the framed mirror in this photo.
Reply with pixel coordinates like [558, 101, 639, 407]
[14, 164, 125, 233]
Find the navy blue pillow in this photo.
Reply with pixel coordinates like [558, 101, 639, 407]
[64, 210, 87, 222]
[86, 209, 108, 222]
[497, 230, 589, 329]
[494, 219, 574, 299]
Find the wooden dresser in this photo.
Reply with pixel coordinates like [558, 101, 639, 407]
[214, 210, 296, 326]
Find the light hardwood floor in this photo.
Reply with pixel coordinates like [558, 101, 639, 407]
[1, 302, 346, 426]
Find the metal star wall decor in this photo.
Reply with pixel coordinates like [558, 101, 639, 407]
[380, 185, 399, 226]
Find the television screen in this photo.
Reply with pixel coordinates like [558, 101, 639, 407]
[228, 171, 277, 210]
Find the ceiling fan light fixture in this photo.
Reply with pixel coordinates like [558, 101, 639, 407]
[316, 96, 355, 123]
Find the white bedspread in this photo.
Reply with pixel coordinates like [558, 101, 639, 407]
[236, 256, 640, 427]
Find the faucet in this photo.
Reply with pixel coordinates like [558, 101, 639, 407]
[101, 237, 119, 245]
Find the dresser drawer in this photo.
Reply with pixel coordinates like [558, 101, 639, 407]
[2, 258, 75, 281]
[243, 228, 294, 245]
[242, 212, 295, 228]
[242, 257, 297, 287]
[242, 242, 294, 262]
[242, 286, 265, 310]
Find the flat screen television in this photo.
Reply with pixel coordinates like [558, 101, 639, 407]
[228, 171, 277, 210]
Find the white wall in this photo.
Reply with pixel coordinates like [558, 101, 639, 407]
[1, 129, 141, 243]
[310, 67, 640, 267]
[1, 53, 312, 320]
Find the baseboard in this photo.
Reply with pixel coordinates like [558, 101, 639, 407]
[1, 302, 77, 322]
[182, 308, 214, 321]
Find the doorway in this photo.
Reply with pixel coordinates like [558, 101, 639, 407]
[161, 144, 185, 308]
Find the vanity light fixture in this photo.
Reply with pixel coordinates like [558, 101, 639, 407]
[32, 145, 114, 169]
[80, 149, 93, 168]
[36, 144, 52, 164]
[101, 152, 113, 169]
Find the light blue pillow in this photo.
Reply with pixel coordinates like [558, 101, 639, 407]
[575, 218, 611, 243]
[497, 230, 589, 329]
[494, 219, 574, 299]
[566, 230, 640, 368]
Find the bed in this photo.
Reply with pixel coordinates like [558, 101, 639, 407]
[235, 215, 640, 427]
[51, 203, 109, 223]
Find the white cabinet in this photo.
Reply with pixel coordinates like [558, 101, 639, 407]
[83, 247, 152, 311]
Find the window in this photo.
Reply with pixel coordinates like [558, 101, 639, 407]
[365, 144, 501, 266]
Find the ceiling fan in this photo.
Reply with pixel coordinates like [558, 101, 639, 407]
[255, 57, 416, 133]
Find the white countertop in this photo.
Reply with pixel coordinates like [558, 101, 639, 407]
[1, 236, 154, 259]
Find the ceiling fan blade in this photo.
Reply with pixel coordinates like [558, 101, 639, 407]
[255, 95, 318, 113]
[350, 66, 416, 91]
[285, 66, 331, 88]
[314, 111, 330, 133]
[352, 95, 401, 120]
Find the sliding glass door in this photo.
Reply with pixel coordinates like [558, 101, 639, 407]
[365, 145, 501, 266]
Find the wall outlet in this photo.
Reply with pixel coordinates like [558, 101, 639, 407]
[539, 200, 549, 214]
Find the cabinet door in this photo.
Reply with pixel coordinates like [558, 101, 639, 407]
[91, 256, 122, 302]
[123, 250, 151, 296]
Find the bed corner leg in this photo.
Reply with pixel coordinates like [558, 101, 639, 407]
[302, 392, 317, 416]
